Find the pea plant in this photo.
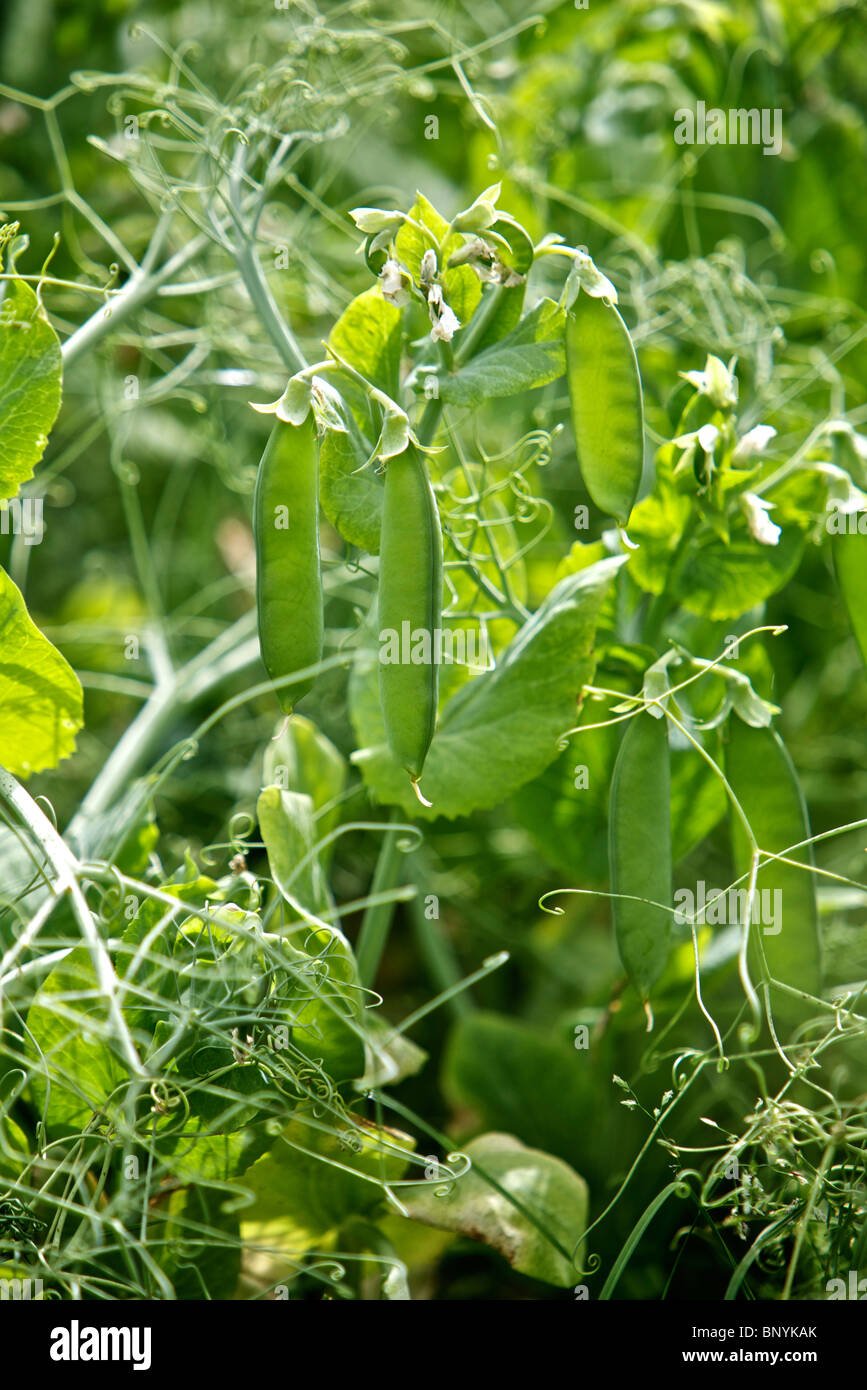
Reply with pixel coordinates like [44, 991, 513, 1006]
[1, 9, 866, 1303]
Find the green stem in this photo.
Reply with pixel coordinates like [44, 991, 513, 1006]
[643, 510, 700, 645]
[62, 231, 207, 368]
[234, 238, 306, 373]
[407, 879, 472, 1018]
[356, 810, 410, 987]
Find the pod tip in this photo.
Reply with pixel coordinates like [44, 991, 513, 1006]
[410, 777, 432, 808]
[643, 998, 655, 1033]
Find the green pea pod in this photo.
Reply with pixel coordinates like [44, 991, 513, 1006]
[609, 711, 672, 1016]
[378, 446, 443, 801]
[725, 720, 821, 1008]
[566, 293, 644, 525]
[254, 415, 323, 713]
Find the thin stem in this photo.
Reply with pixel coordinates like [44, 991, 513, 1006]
[356, 810, 410, 987]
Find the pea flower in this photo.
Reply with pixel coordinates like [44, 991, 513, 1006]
[427, 284, 460, 343]
[563, 249, 618, 308]
[380, 258, 411, 306]
[741, 492, 781, 546]
[732, 424, 777, 463]
[680, 355, 738, 410]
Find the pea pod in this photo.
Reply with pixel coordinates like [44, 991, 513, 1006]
[566, 293, 644, 525]
[253, 414, 323, 713]
[608, 711, 672, 1015]
[725, 719, 820, 1009]
[378, 445, 443, 801]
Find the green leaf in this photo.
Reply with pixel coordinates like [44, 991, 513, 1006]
[319, 412, 384, 554]
[25, 948, 128, 1133]
[630, 482, 804, 621]
[434, 298, 565, 407]
[725, 720, 821, 1008]
[0, 277, 62, 500]
[0, 566, 83, 775]
[283, 926, 366, 1084]
[834, 529, 867, 673]
[443, 1013, 597, 1175]
[327, 286, 402, 399]
[154, 1186, 241, 1299]
[566, 294, 644, 524]
[350, 556, 624, 818]
[258, 784, 327, 919]
[263, 715, 348, 869]
[402, 1133, 586, 1288]
[240, 1107, 413, 1253]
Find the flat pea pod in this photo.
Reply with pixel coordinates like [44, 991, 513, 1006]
[566, 292, 644, 525]
[378, 445, 443, 801]
[608, 710, 672, 1017]
[725, 719, 821, 1009]
[254, 414, 323, 713]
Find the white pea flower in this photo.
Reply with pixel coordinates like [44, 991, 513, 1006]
[680, 354, 738, 410]
[419, 249, 438, 285]
[741, 492, 781, 546]
[673, 423, 720, 471]
[563, 249, 617, 309]
[427, 284, 460, 343]
[826, 420, 867, 459]
[814, 462, 867, 515]
[732, 424, 777, 462]
[380, 258, 411, 307]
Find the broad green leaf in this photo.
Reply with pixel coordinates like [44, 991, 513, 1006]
[0, 277, 62, 500]
[258, 785, 328, 919]
[283, 925, 366, 1084]
[350, 556, 624, 818]
[566, 294, 644, 524]
[360, 1014, 428, 1089]
[433, 298, 565, 407]
[630, 497, 803, 621]
[327, 286, 402, 399]
[834, 530, 867, 672]
[263, 714, 348, 869]
[0, 566, 83, 775]
[464, 293, 563, 393]
[725, 720, 821, 1009]
[395, 193, 481, 326]
[25, 948, 128, 1133]
[154, 1186, 241, 1299]
[443, 1013, 598, 1175]
[319, 413, 383, 553]
[240, 1107, 413, 1253]
[258, 790, 365, 1081]
[402, 1133, 587, 1288]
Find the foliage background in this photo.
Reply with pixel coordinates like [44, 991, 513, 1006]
[1, 0, 866, 1300]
